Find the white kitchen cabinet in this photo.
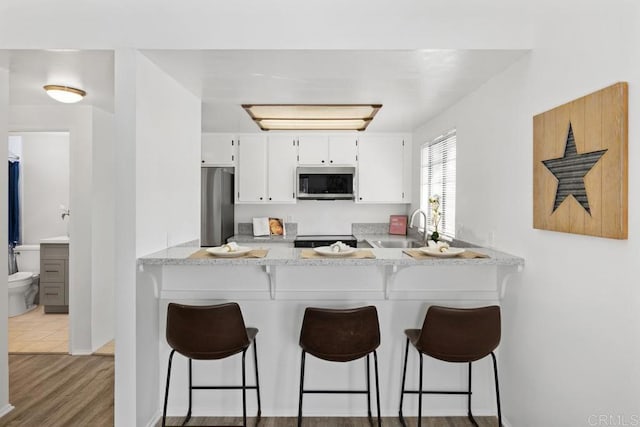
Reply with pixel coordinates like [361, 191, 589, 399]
[237, 135, 267, 202]
[298, 134, 357, 165]
[328, 135, 358, 165]
[202, 133, 236, 165]
[298, 135, 328, 165]
[237, 134, 297, 204]
[267, 135, 297, 202]
[357, 135, 406, 203]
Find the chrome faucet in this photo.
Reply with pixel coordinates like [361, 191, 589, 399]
[409, 209, 428, 246]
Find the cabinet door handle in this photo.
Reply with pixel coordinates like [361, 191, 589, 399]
[359, 197, 363, 200]
[259, 197, 263, 200]
[269, 197, 272, 201]
[330, 160, 333, 163]
[321, 160, 325, 163]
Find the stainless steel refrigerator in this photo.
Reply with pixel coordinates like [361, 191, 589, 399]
[201, 167, 235, 247]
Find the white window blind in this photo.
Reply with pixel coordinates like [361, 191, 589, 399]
[421, 129, 456, 237]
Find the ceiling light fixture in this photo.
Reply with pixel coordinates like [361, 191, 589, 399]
[43, 85, 86, 104]
[242, 104, 382, 131]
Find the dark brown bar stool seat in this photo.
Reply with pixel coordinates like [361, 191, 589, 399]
[297, 306, 382, 427]
[162, 302, 261, 427]
[399, 305, 502, 427]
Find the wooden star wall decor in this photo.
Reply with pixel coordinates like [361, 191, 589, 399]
[533, 82, 628, 239]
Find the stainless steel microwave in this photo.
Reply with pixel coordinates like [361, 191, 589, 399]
[296, 166, 355, 200]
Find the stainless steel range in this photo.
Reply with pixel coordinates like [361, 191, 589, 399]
[293, 235, 358, 248]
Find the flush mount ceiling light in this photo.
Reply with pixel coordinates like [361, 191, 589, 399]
[242, 104, 382, 131]
[43, 85, 86, 104]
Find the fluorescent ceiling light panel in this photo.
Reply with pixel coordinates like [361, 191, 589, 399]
[43, 85, 86, 103]
[242, 104, 382, 131]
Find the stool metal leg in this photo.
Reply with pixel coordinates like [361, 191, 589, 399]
[418, 351, 423, 427]
[398, 338, 409, 427]
[297, 351, 306, 427]
[162, 350, 176, 427]
[184, 358, 193, 425]
[253, 338, 262, 423]
[467, 362, 478, 427]
[373, 351, 381, 427]
[242, 349, 247, 427]
[491, 352, 502, 427]
[366, 354, 372, 425]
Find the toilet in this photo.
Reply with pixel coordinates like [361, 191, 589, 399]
[8, 244, 40, 317]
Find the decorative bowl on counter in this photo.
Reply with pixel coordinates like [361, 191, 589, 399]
[418, 247, 465, 258]
[313, 246, 357, 257]
[206, 246, 252, 257]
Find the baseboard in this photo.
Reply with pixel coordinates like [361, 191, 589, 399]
[70, 349, 93, 356]
[145, 410, 161, 427]
[0, 404, 15, 418]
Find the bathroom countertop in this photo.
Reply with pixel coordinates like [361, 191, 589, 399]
[40, 236, 70, 244]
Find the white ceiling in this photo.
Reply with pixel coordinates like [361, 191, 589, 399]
[144, 50, 528, 132]
[7, 50, 115, 112]
[4, 49, 528, 132]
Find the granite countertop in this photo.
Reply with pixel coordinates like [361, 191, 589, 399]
[138, 245, 524, 267]
[40, 235, 70, 244]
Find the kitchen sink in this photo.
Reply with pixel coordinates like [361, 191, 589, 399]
[368, 239, 423, 248]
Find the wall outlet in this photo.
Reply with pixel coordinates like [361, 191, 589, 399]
[487, 231, 495, 248]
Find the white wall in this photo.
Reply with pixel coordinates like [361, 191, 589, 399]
[91, 108, 115, 350]
[0, 66, 11, 418]
[113, 49, 138, 427]
[113, 49, 201, 425]
[10, 132, 69, 244]
[411, 3, 640, 426]
[135, 53, 201, 257]
[135, 50, 201, 425]
[10, 106, 95, 354]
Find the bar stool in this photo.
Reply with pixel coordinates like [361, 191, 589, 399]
[399, 305, 502, 427]
[297, 306, 382, 427]
[162, 302, 261, 427]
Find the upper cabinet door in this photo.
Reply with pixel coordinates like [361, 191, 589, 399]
[237, 135, 267, 202]
[298, 135, 329, 165]
[202, 133, 236, 165]
[328, 135, 357, 165]
[267, 135, 297, 203]
[357, 135, 405, 203]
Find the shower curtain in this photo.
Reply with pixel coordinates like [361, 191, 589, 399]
[8, 160, 20, 245]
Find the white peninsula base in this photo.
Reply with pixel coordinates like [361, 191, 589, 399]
[135, 246, 523, 425]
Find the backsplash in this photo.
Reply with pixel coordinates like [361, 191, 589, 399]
[235, 202, 408, 235]
[351, 223, 390, 235]
[237, 222, 298, 236]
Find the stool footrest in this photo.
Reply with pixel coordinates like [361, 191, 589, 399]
[192, 385, 258, 390]
[303, 389, 369, 394]
[404, 390, 471, 395]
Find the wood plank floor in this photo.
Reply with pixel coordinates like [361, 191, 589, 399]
[2, 355, 496, 427]
[162, 415, 498, 426]
[3, 354, 114, 426]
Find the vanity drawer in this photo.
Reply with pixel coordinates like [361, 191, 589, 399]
[40, 284, 64, 305]
[40, 244, 69, 259]
[40, 260, 65, 282]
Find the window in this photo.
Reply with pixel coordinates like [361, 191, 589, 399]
[421, 129, 456, 237]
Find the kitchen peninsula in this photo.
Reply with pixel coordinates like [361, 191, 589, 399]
[136, 244, 523, 420]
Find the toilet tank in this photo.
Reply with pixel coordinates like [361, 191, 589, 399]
[14, 244, 40, 274]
